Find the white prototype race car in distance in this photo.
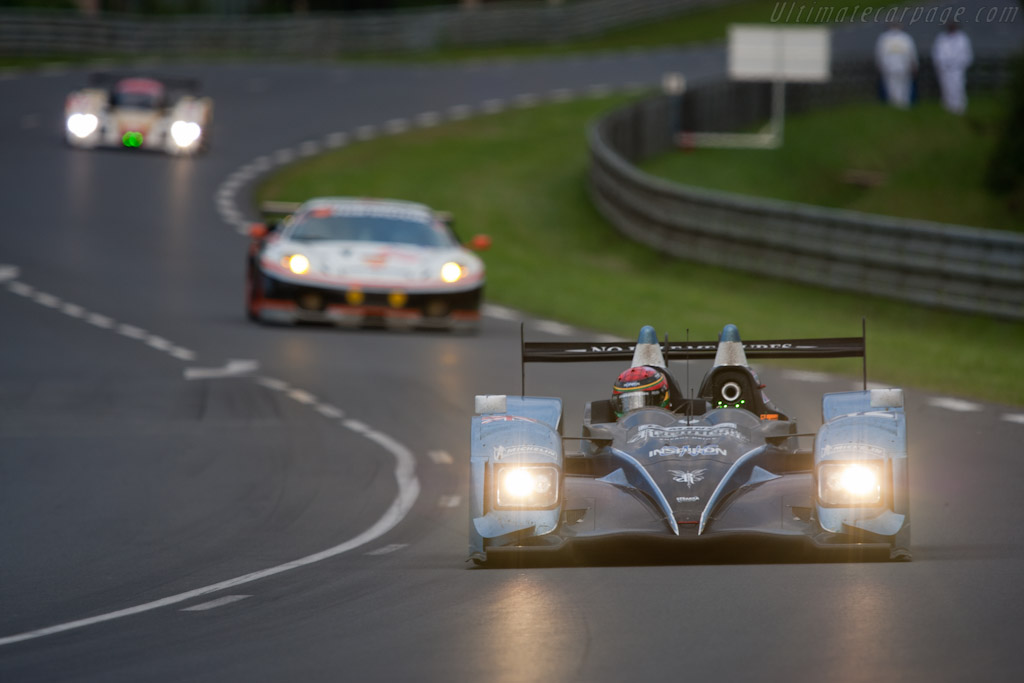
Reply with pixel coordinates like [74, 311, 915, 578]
[64, 74, 212, 155]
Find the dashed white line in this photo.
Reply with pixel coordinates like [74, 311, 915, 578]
[325, 131, 349, 148]
[782, 370, 832, 383]
[85, 313, 114, 329]
[146, 335, 174, 351]
[117, 324, 147, 339]
[8, 281, 33, 296]
[480, 98, 505, 114]
[169, 347, 196, 362]
[298, 140, 320, 157]
[513, 93, 540, 108]
[428, 449, 454, 465]
[535, 320, 575, 336]
[447, 104, 472, 120]
[287, 389, 317, 405]
[928, 397, 983, 412]
[438, 495, 461, 508]
[355, 125, 377, 141]
[481, 303, 519, 321]
[59, 302, 85, 318]
[414, 111, 441, 127]
[549, 88, 574, 102]
[257, 377, 290, 391]
[1003, 414, 1024, 425]
[272, 148, 294, 164]
[586, 83, 612, 97]
[185, 359, 258, 380]
[342, 418, 369, 433]
[181, 595, 251, 612]
[365, 544, 407, 556]
[316, 404, 345, 419]
[33, 292, 60, 308]
[383, 118, 409, 134]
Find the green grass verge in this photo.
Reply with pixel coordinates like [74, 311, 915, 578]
[254, 94, 1024, 406]
[0, 0, 896, 67]
[643, 96, 1023, 232]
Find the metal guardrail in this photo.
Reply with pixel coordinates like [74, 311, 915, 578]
[0, 0, 727, 57]
[587, 58, 1024, 320]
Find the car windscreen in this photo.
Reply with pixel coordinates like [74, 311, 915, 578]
[288, 214, 454, 247]
[111, 92, 161, 109]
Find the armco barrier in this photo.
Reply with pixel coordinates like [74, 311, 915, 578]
[587, 60, 1024, 320]
[0, 0, 726, 58]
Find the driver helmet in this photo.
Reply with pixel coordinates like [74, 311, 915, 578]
[611, 365, 670, 416]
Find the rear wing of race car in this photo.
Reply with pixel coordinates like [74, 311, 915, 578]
[87, 72, 202, 94]
[518, 321, 868, 394]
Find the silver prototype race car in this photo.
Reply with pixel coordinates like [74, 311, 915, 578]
[469, 324, 911, 565]
[64, 74, 212, 155]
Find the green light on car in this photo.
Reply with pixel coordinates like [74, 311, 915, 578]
[122, 131, 143, 147]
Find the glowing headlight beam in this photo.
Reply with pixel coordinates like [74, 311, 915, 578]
[818, 462, 882, 506]
[170, 120, 202, 148]
[66, 113, 98, 138]
[440, 261, 463, 283]
[495, 465, 559, 508]
[286, 254, 310, 275]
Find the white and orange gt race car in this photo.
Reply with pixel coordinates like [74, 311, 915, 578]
[247, 198, 490, 331]
[64, 74, 212, 155]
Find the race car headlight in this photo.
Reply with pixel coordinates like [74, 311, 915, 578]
[284, 253, 310, 275]
[440, 261, 463, 283]
[495, 464, 559, 509]
[170, 120, 202, 148]
[67, 113, 98, 138]
[818, 462, 883, 506]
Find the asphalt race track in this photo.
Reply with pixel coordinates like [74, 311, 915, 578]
[2, 8, 1024, 681]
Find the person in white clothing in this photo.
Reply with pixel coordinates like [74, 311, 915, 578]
[875, 23, 919, 108]
[932, 22, 974, 114]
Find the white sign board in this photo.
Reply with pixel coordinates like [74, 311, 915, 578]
[728, 25, 831, 82]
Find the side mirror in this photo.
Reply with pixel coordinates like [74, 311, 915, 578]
[468, 234, 492, 251]
[249, 223, 269, 239]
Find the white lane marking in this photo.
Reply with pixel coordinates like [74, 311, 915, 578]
[782, 370, 832, 383]
[85, 313, 114, 329]
[33, 292, 60, 308]
[316, 404, 345, 419]
[928, 397, 983, 412]
[252, 156, 272, 171]
[447, 104, 472, 120]
[60, 302, 85, 318]
[298, 140, 320, 157]
[414, 111, 440, 127]
[354, 125, 377, 140]
[325, 131, 348, 148]
[513, 93, 540, 108]
[342, 418, 369, 433]
[383, 118, 409, 134]
[0, 388, 420, 647]
[0, 265, 21, 283]
[287, 389, 317, 405]
[594, 334, 622, 343]
[185, 359, 260, 380]
[169, 347, 196, 362]
[272, 148, 294, 164]
[1003, 414, 1024, 425]
[535, 320, 575, 336]
[481, 303, 519, 321]
[480, 98, 505, 114]
[365, 544, 407, 556]
[549, 88, 574, 102]
[428, 449, 453, 465]
[587, 84, 612, 97]
[146, 335, 174, 351]
[438, 495, 461, 508]
[117, 324, 147, 340]
[8, 281, 34, 296]
[181, 595, 251, 612]
[257, 377, 289, 391]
